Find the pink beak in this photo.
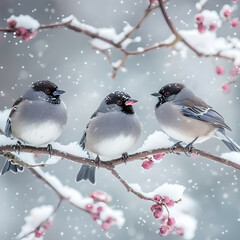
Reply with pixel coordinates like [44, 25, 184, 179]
[125, 99, 138, 106]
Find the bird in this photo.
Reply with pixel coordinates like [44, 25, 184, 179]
[76, 91, 142, 184]
[151, 83, 240, 153]
[1, 80, 68, 175]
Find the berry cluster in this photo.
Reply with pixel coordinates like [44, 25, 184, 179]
[150, 194, 183, 237]
[34, 219, 53, 238]
[216, 65, 240, 93]
[195, 10, 221, 33]
[89, 190, 112, 203]
[142, 154, 164, 169]
[7, 19, 38, 41]
[85, 190, 116, 231]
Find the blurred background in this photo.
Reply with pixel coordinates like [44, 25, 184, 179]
[0, 0, 240, 239]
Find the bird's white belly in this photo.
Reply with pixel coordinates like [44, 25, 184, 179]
[16, 121, 62, 146]
[91, 135, 137, 158]
[162, 125, 211, 144]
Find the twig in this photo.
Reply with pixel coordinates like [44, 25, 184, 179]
[158, 0, 235, 61]
[16, 199, 62, 240]
[111, 168, 153, 201]
[1, 143, 238, 203]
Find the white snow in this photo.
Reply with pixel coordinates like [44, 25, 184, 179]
[174, 211, 197, 239]
[0, 109, 10, 132]
[62, 15, 98, 34]
[52, 141, 88, 158]
[112, 60, 122, 69]
[137, 131, 174, 152]
[62, 15, 139, 50]
[129, 183, 185, 201]
[45, 155, 61, 165]
[221, 152, 240, 163]
[17, 205, 54, 239]
[172, 196, 198, 240]
[33, 169, 125, 227]
[201, 10, 222, 28]
[167, 29, 240, 65]
[8, 15, 40, 31]
[195, 0, 208, 11]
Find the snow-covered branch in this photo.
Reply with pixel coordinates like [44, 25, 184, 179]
[1, 141, 239, 174]
[1, 0, 240, 81]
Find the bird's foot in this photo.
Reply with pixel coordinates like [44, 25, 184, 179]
[122, 152, 129, 164]
[183, 137, 198, 157]
[170, 141, 183, 155]
[183, 144, 193, 157]
[13, 141, 22, 154]
[47, 144, 53, 157]
[95, 155, 100, 168]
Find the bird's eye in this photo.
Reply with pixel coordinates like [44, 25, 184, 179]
[44, 89, 51, 95]
[116, 100, 123, 106]
[164, 91, 170, 97]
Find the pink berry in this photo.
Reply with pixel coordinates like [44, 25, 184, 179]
[166, 200, 175, 207]
[142, 160, 154, 169]
[153, 153, 164, 160]
[162, 215, 168, 222]
[231, 18, 239, 28]
[42, 220, 53, 230]
[233, 0, 239, 2]
[230, 68, 239, 76]
[150, 203, 159, 212]
[15, 27, 27, 37]
[216, 66, 224, 75]
[107, 216, 115, 223]
[159, 225, 169, 236]
[90, 190, 111, 203]
[167, 217, 176, 227]
[209, 24, 217, 31]
[162, 196, 170, 204]
[97, 206, 104, 213]
[222, 83, 231, 93]
[153, 194, 161, 202]
[91, 213, 99, 220]
[7, 19, 17, 28]
[101, 221, 111, 231]
[223, 9, 232, 18]
[195, 14, 204, 24]
[35, 230, 44, 238]
[176, 227, 184, 236]
[197, 24, 206, 34]
[85, 204, 94, 211]
[153, 209, 162, 219]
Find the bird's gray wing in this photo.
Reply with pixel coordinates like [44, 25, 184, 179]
[79, 110, 98, 150]
[5, 97, 25, 138]
[175, 97, 231, 131]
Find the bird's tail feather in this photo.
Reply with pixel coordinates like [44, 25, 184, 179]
[76, 165, 96, 184]
[1, 160, 23, 175]
[216, 128, 240, 152]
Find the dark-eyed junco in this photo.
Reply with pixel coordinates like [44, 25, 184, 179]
[1, 80, 68, 175]
[76, 91, 142, 184]
[151, 83, 240, 153]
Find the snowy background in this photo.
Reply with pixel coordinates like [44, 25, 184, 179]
[1, 0, 240, 239]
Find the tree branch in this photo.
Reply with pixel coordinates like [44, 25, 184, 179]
[158, 0, 235, 61]
[0, 144, 239, 177]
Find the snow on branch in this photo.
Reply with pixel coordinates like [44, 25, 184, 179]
[1, 1, 239, 80]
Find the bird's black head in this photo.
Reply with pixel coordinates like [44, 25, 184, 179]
[151, 83, 185, 107]
[32, 80, 65, 104]
[105, 91, 137, 114]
